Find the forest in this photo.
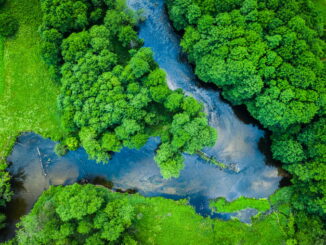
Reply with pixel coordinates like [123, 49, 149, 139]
[167, 0, 325, 242]
[0, 0, 325, 244]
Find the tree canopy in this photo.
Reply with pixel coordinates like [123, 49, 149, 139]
[168, 0, 325, 130]
[167, 0, 326, 238]
[15, 184, 136, 244]
[39, 0, 217, 179]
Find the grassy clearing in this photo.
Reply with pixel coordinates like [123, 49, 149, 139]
[0, 0, 66, 159]
[210, 196, 271, 213]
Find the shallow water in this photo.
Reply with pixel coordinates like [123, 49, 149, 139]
[1, 0, 281, 240]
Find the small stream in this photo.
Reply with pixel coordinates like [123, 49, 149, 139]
[1, 0, 281, 241]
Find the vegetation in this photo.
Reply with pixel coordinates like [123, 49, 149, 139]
[0, 14, 19, 37]
[10, 184, 298, 245]
[210, 196, 270, 213]
[15, 184, 136, 244]
[40, 0, 217, 179]
[0, 0, 66, 231]
[0, 160, 12, 229]
[54, 143, 68, 156]
[0, 0, 324, 243]
[0, 0, 65, 160]
[167, 0, 325, 242]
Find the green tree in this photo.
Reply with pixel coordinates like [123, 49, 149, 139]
[41, 0, 217, 179]
[15, 184, 135, 245]
[167, 0, 326, 236]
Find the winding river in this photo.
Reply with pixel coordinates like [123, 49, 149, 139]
[1, 0, 281, 240]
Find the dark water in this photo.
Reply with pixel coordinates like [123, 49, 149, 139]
[1, 0, 281, 240]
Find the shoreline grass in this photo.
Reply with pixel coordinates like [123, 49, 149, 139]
[210, 196, 271, 213]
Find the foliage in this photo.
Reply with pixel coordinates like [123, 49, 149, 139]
[167, 0, 325, 130]
[15, 184, 136, 244]
[0, 14, 18, 37]
[271, 117, 326, 216]
[12, 184, 293, 245]
[54, 142, 67, 156]
[0, 161, 12, 207]
[0, 0, 66, 160]
[167, 0, 326, 228]
[269, 187, 326, 245]
[209, 188, 325, 245]
[0, 0, 66, 230]
[0, 161, 12, 230]
[210, 196, 270, 213]
[40, 0, 217, 179]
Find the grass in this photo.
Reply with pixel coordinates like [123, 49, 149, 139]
[0, 0, 66, 160]
[315, 0, 326, 25]
[210, 196, 271, 213]
[0, 37, 4, 96]
[105, 189, 286, 245]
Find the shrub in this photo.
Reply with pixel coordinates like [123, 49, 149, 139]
[54, 142, 67, 156]
[0, 14, 19, 37]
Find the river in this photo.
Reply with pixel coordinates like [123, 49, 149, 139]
[0, 0, 281, 241]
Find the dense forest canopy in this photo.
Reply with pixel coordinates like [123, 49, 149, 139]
[15, 184, 136, 244]
[168, 0, 325, 130]
[167, 0, 325, 242]
[39, 0, 217, 179]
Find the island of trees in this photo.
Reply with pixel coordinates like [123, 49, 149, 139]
[40, 0, 216, 179]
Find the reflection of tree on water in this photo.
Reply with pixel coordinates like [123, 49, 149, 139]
[82, 176, 138, 194]
[0, 197, 28, 241]
[10, 167, 27, 193]
[84, 176, 114, 189]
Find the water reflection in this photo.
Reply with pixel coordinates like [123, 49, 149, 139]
[2, 131, 280, 240]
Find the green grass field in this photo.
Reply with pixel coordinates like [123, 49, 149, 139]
[0, 0, 66, 160]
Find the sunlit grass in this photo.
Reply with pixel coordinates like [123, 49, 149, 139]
[0, 0, 66, 159]
[210, 196, 271, 213]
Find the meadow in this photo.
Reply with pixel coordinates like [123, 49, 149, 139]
[0, 0, 65, 160]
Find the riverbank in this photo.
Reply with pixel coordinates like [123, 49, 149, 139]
[10, 183, 288, 244]
[0, 0, 65, 160]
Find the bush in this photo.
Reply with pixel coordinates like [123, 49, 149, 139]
[0, 0, 6, 6]
[54, 142, 67, 156]
[0, 14, 19, 37]
[64, 137, 79, 151]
